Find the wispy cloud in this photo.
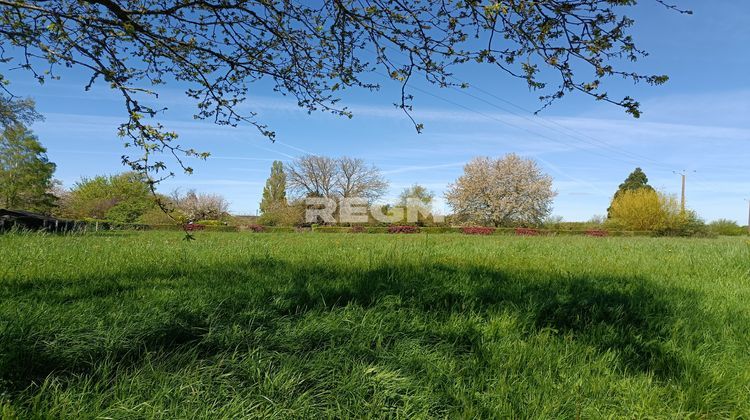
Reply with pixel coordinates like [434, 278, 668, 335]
[162, 179, 263, 186]
[209, 156, 280, 162]
[381, 162, 466, 175]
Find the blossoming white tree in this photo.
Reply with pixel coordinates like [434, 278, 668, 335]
[446, 154, 556, 227]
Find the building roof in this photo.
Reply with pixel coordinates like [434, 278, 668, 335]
[0, 208, 57, 220]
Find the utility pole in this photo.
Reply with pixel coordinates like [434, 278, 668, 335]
[673, 170, 695, 213]
[746, 199, 750, 235]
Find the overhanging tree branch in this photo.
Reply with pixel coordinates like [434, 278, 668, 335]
[0, 0, 685, 182]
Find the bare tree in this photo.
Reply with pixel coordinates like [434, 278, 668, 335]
[336, 157, 388, 201]
[287, 155, 387, 202]
[286, 156, 338, 198]
[446, 154, 556, 227]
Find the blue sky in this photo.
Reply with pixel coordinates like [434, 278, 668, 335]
[6, 1, 750, 222]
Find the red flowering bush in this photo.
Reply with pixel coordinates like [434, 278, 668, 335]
[515, 227, 539, 236]
[387, 225, 419, 234]
[585, 229, 608, 237]
[247, 224, 265, 232]
[184, 223, 205, 231]
[462, 226, 495, 235]
[349, 225, 365, 233]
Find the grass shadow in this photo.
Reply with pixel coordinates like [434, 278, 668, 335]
[0, 256, 718, 395]
[278, 261, 696, 379]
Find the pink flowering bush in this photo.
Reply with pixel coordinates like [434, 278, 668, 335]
[462, 226, 495, 235]
[515, 227, 539, 236]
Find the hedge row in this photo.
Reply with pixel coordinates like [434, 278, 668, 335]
[58, 222, 656, 237]
[310, 226, 652, 237]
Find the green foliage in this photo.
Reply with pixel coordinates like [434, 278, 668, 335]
[259, 161, 287, 214]
[607, 189, 708, 237]
[708, 219, 747, 236]
[138, 207, 182, 225]
[257, 201, 304, 226]
[655, 210, 711, 238]
[0, 232, 747, 417]
[608, 168, 654, 217]
[262, 226, 296, 233]
[0, 124, 57, 213]
[607, 189, 665, 231]
[0, 97, 43, 128]
[309, 226, 351, 233]
[618, 167, 652, 192]
[257, 160, 297, 226]
[543, 220, 604, 232]
[393, 184, 438, 226]
[543, 216, 610, 232]
[105, 201, 151, 224]
[398, 184, 435, 207]
[62, 172, 156, 223]
[1, 397, 17, 419]
[195, 220, 225, 226]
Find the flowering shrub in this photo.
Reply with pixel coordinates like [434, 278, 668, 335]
[184, 223, 205, 231]
[462, 226, 495, 235]
[349, 225, 365, 233]
[247, 224, 265, 232]
[585, 229, 608, 237]
[515, 227, 539, 236]
[388, 225, 419, 234]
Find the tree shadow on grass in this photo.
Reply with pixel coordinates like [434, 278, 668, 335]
[0, 256, 716, 393]
[281, 262, 697, 380]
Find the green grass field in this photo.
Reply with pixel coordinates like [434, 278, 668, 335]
[1, 232, 749, 417]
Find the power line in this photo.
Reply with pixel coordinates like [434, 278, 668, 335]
[375, 70, 674, 170]
[366, 45, 675, 171]
[446, 78, 674, 170]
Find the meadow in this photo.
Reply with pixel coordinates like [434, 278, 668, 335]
[1, 231, 749, 418]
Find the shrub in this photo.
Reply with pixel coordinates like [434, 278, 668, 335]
[708, 219, 746, 236]
[585, 229, 608, 237]
[388, 225, 418, 234]
[607, 189, 665, 231]
[263, 226, 294, 233]
[314, 226, 349, 233]
[422, 226, 458, 233]
[515, 227, 539, 236]
[350, 225, 365, 233]
[608, 189, 709, 237]
[195, 219, 225, 226]
[61, 172, 156, 222]
[462, 226, 495, 235]
[139, 207, 183, 225]
[105, 200, 154, 224]
[258, 201, 305, 226]
[246, 224, 265, 232]
[184, 223, 205, 231]
[655, 209, 711, 237]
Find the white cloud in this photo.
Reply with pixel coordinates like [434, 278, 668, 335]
[162, 179, 263, 186]
[381, 162, 466, 175]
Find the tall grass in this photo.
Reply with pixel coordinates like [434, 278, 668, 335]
[1, 232, 749, 417]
